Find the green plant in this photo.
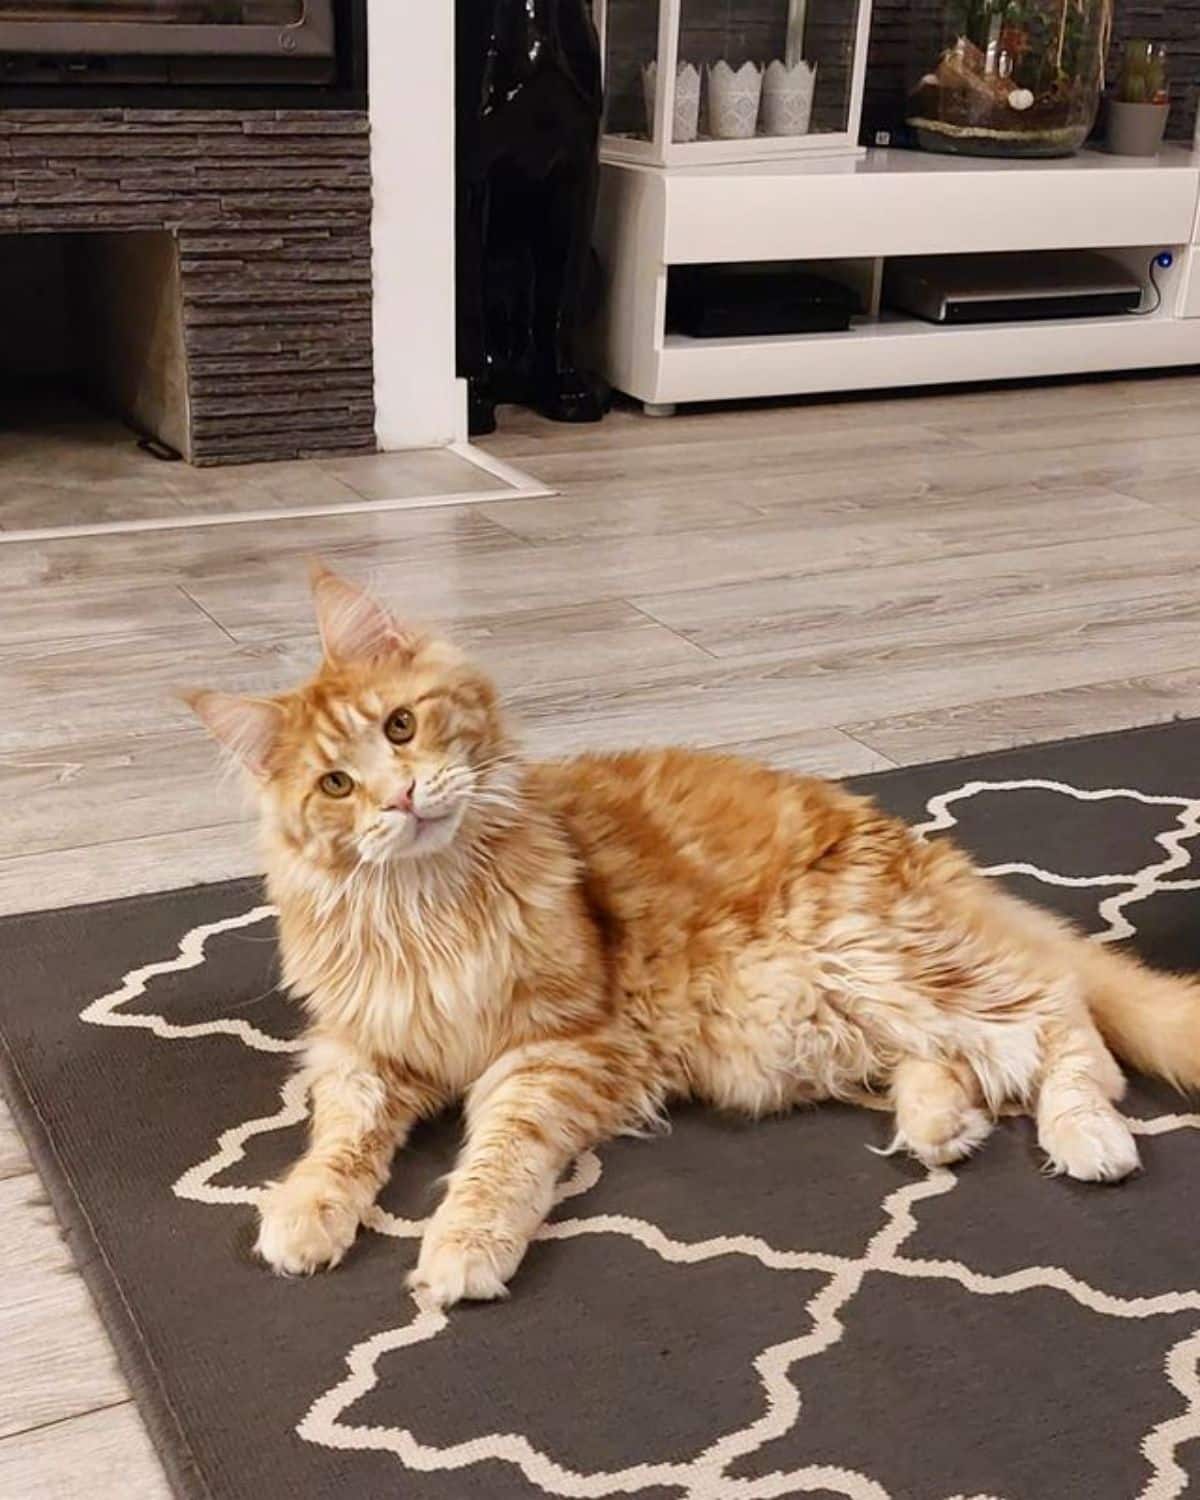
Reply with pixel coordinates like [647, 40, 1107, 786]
[1118, 39, 1168, 105]
[944, 0, 1111, 94]
[945, 0, 1006, 52]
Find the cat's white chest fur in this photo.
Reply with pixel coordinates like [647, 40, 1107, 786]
[354, 944, 505, 1089]
[281, 884, 514, 1095]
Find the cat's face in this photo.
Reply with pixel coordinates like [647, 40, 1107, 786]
[265, 645, 506, 868]
[187, 565, 512, 871]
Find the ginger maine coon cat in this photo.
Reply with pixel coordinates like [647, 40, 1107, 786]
[187, 565, 1200, 1308]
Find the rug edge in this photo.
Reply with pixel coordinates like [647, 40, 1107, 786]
[843, 712, 1199, 788]
[0, 1027, 211, 1500]
[0, 873, 265, 928]
[4, 715, 1198, 926]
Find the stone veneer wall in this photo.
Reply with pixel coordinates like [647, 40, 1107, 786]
[866, 1, 1200, 147]
[0, 109, 375, 465]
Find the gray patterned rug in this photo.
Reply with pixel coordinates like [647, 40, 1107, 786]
[4, 722, 1200, 1500]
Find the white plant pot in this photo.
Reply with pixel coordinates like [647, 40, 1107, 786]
[642, 61, 701, 144]
[761, 59, 817, 137]
[706, 61, 763, 141]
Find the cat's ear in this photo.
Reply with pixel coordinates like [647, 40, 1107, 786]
[184, 690, 283, 779]
[308, 559, 414, 665]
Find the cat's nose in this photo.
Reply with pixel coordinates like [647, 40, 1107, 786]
[387, 781, 416, 813]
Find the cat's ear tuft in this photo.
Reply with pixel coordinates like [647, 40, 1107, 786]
[308, 560, 414, 665]
[183, 690, 283, 779]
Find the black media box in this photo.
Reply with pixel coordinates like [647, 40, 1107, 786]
[667, 263, 861, 339]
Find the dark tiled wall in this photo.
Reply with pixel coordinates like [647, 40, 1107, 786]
[604, 3, 1197, 148]
[0, 109, 375, 465]
[865, 1, 1200, 146]
[605, 0, 869, 135]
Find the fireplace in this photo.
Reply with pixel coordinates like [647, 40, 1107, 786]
[0, 0, 336, 86]
[0, 1, 461, 461]
[0, 105, 377, 464]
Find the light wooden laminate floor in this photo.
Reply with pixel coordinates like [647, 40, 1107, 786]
[5, 370, 1200, 1494]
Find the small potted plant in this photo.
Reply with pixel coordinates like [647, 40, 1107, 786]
[1108, 39, 1170, 156]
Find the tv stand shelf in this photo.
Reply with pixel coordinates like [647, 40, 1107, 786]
[595, 146, 1200, 410]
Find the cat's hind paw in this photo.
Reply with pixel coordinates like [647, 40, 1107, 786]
[871, 1105, 994, 1168]
[1039, 1102, 1140, 1183]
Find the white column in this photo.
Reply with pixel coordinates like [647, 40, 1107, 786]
[368, 0, 464, 449]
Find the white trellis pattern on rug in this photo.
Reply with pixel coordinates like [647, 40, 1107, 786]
[78, 777, 1200, 1500]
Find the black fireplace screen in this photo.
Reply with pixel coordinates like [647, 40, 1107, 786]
[1, 3, 304, 23]
[0, 0, 333, 56]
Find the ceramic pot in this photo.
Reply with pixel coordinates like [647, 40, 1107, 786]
[642, 61, 701, 143]
[761, 59, 817, 136]
[1107, 100, 1170, 157]
[706, 61, 763, 140]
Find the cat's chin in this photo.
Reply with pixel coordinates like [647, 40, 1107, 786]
[358, 809, 464, 866]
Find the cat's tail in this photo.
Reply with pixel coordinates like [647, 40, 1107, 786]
[1078, 938, 1200, 1091]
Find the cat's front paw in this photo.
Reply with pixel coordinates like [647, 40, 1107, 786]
[408, 1217, 525, 1309]
[256, 1176, 360, 1276]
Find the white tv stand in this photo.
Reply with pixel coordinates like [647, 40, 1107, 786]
[594, 145, 1200, 413]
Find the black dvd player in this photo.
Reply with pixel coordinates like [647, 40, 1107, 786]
[667, 263, 861, 339]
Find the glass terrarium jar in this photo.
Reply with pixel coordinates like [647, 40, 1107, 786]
[907, 0, 1114, 158]
[597, 0, 874, 165]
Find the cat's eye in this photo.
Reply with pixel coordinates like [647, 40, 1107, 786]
[319, 770, 354, 799]
[384, 707, 416, 746]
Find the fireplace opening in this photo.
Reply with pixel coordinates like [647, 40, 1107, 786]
[1, 230, 191, 468]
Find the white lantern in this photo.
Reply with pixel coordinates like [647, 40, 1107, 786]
[596, 0, 873, 166]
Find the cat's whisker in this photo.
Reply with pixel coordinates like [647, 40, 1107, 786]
[468, 787, 519, 806]
[470, 750, 519, 770]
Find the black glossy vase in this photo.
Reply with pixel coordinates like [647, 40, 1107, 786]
[455, 0, 608, 436]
